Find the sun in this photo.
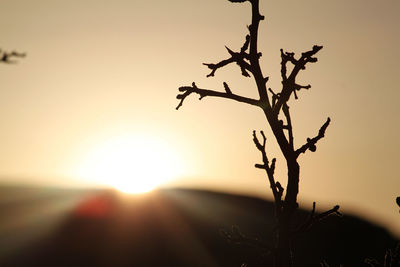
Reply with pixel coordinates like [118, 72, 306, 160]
[76, 135, 182, 194]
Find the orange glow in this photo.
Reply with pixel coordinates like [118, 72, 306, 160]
[75, 135, 183, 194]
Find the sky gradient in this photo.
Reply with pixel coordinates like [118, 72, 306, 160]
[1, 0, 399, 235]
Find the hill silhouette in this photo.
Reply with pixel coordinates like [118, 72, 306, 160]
[0, 186, 397, 266]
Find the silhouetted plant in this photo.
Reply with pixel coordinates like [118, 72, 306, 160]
[176, 1, 340, 266]
[0, 49, 25, 64]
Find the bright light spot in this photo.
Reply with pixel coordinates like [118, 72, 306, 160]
[76, 135, 182, 194]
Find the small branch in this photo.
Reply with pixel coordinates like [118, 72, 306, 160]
[253, 130, 282, 208]
[268, 88, 279, 109]
[203, 35, 253, 78]
[241, 34, 251, 53]
[0, 49, 26, 64]
[203, 57, 236, 78]
[316, 204, 342, 220]
[274, 45, 323, 116]
[223, 82, 232, 94]
[295, 117, 330, 157]
[294, 202, 341, 234]
[176, 82, 260, 110]
[280, 49, 295, 82]
[276, 181, 284, 203]
[282, 103, 294, 149]
[292, 83, 311, 100]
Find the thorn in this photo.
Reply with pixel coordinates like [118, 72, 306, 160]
[255, 163, 266, 169]
[225, 46, 235, 56]
[223, 82, 232, 94]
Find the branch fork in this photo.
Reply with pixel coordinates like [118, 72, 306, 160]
[253, 130, 283, 207]
[294, 202, 342, 234]
[273, 45, 323, 116]
[296, 117, 331, 157]
[203, 34, 253, 78]
[176, 82, 260, 110]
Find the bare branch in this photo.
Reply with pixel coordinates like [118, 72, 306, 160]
[0, 49, 26, 64]
[253, 130, 282, 207]
[295, 117, 330, 157]
[203, 35, 253, 78]
[294, 202, 341, 234]
[273, 45, 323, 116]
[276, 180, 284, 202]
[316, 204, 342, 219]
[203, 57, 236, 78]
[248, 0, 264, 59]
[292, 83, 311, 100]
[176, 82, 260, 110]
[223, 82, 232, 94]
[282, 103, 294, 149]
[241, 34, 251, 53]
[280, 49, 296, 81]
[268, 88, 280, 109]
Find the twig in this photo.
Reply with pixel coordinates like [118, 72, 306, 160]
[282, 103, 294, 149]
[268, 88, 279, 108]
[294, 202, 341, 234]
[274, 45, 323, 116]
[176, 82, 259, 110]
[253, 130, 283, 208]
[203, 35, 253, 78]
[0, 49, 26, 64]
[295, 117, 331, 157]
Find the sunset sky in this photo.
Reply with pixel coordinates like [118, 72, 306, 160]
[0, 0, 399, 235]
